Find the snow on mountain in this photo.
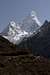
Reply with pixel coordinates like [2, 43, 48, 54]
[31, 11, 41, 26]
[2, 21, 29, 44]
[1, 11, 41, 44]
[20, 11, 41, 33]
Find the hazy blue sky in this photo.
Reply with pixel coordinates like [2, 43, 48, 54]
[0, 0, 50, 32]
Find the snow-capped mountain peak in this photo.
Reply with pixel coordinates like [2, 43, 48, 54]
[20, 11, 41, 33]
[31, 11, 36, 18]
[31, 11, 41, 26]
[10, 21, 16, 27]
[2, 21, 29, 44]
[1, 11, 41, 44]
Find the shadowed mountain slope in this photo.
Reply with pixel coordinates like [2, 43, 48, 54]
[17, 20, 50, 58]
[0, 35, 32, 55]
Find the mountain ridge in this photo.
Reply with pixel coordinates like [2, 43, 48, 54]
[1, 11, 41, 44]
